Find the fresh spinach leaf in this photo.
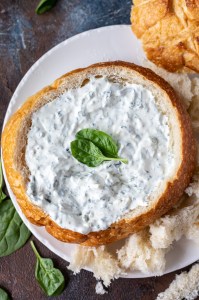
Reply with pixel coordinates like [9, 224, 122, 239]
[76, 128, 119, 158]
[71, 139, 128, 167]
[0, 199, 31, 257]
[30, 241, 65, 296]
[0, 161, 7, 202]
[36, 0, 57, 14]
[0, 191, 6, 203]
[0, 288, 10, 300]
[71, 139, 107, 167]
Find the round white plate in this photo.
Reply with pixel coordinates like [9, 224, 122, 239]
[2, 25, 199, 278]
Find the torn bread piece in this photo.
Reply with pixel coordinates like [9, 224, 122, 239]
[117, 228, 168, 275]
[68, 245, 124, 287]
[69, 197, 199, 285]
[143, 60, 194, 108]
[156, 263, 199, 300]
[150, 197, 199, 249]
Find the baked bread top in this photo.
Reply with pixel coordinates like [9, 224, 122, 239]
[1, 61, 196, 246]
[131, 0, 199, 72]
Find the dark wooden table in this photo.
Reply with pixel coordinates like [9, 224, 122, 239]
[0, 1, 198, 299]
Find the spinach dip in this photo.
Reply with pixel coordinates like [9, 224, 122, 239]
[25, 76, 174, 234]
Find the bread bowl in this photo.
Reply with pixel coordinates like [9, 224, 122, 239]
[1, 61, 196, 246]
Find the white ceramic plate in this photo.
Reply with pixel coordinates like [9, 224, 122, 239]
[2, 25, 199, 278]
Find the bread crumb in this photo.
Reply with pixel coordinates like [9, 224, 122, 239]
[156, 263, 199, 300]
[117, 229, 168, 275]
[186, 183, 199, 198]
[68, 245, 124, 287]
[95, 282, 107, 295]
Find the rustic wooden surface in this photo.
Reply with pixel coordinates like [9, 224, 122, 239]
[0, 1, 198, 299]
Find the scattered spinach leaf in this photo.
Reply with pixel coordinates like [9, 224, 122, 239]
[71, 138, 128, 167]
[35, 0, 57, 14]
[30, 241, 65, 296]
[0, 161, 7, 202]
[0, 199, 31, 257]
[0, 288, 10, 300]
[0, 191, 6, 203]
[76, 128, 119, 158]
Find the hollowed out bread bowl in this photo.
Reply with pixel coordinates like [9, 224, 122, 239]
[2, 61, 196, 246]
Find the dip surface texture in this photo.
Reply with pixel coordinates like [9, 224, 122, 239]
[25, 77, 174, 234]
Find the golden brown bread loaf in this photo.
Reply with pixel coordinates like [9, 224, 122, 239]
[131, 0, 199, 72]
[1, 61, 197, 246]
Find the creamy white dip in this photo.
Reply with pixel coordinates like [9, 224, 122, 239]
[25, 76, 174, 234]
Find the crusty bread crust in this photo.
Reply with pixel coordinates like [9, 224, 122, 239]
[1, 61, 196, 246]
[131, 0, 199, 72]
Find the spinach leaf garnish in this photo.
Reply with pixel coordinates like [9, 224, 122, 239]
[0, 199, 31, 257]
[36, 0, 57, 15]
[0, 288, 10, 300]
[0, 160, 31, 257]
[71, 128, 128, 167]
[0, 161, 7, 203]
[30, 241, 65, 296]
[76, 128, 119, 158]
